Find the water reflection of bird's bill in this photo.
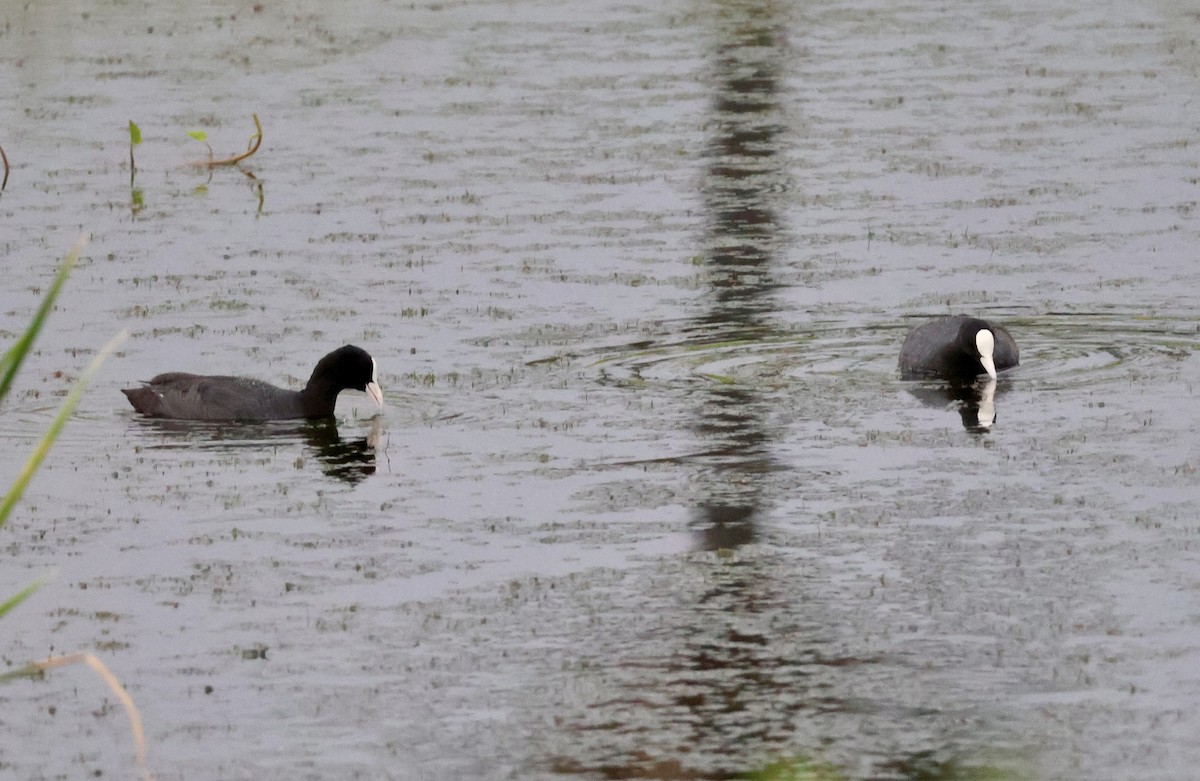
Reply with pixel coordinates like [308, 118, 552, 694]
[976, 378, 996, 429]
[367, 416, 386, 450]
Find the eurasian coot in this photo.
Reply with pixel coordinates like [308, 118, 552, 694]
[898, 315, 1018, 381]
[122, 345, 383, 421]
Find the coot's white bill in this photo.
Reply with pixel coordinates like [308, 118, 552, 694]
[365, 358, 384, 409]
[975, 329, 997, 380]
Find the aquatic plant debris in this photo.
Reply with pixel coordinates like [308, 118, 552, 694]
[187, 113, 263, 168]
[128, 120, 142, 185]
[20, 653, 154, 781]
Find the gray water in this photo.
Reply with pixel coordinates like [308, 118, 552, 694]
[3, 0, 1200, 779]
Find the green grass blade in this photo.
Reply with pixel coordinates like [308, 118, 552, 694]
[0, 575, 50, 621]
[0, 330, 127, 529]
[0, 236, 87, 402]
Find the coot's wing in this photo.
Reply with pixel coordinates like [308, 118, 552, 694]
[898, 316, 969, 378]
[128, 374, 302, 421]
[988, 322, 1020, 370]
[123, 373, 205, 418]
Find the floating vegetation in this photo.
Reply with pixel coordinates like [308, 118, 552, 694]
[128, 120, 142, 185]
[187, 113, 263, 168]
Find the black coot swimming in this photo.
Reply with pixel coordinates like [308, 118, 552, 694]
[898, 315, 1018, 381]
[122, 345, 383, 421]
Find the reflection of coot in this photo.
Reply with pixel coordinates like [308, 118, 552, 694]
[899, 315, 1018, 381]
[122, 345, 383, 420]
[126, 417, 378, 484]
[906, 379, 999, 432]
[302, 420, 376, 484]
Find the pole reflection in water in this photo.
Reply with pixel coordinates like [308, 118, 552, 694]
[664, 4, 856, 775]
[689, 0, 788, 553]
[572, 1, 841, 777]
[553, 11, 821, 773]
[553, 4, 1006, 778]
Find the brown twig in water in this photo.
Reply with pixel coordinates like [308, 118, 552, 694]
[1, 141, 9, 192]
[191, 113, 263, 168]
[26, 652, 155, 781]
[242, 168, 265, 213]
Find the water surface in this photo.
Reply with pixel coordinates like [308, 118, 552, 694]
[2, 0, 1200, 779]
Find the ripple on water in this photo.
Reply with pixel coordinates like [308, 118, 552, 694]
[584, 311, 1198, 395]
[585, 321, 905, 388]
[1006, 311, 1199, 390]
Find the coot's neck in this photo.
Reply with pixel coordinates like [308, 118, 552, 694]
[298, 372, 342, 418]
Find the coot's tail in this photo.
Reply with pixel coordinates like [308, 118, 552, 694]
[122, 386, 163, 416]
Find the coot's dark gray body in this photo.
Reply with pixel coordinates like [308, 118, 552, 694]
[898, 315, 1018, 381]
[122, 345, 382, 421]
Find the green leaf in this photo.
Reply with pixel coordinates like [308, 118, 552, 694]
[0, 330, 126, 529]
[0, 576, 49, 621]
[0, 236, 84, 402]
[128, 120, 142, 146]
[187, 130, 208, 143]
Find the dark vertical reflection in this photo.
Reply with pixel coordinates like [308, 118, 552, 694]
[551, 4, 1018, 778]
[689, 0, 789, 553]
[553, 3, 819, 779]
[551, 4, 1010, 778]
[666, 2, 818, 775]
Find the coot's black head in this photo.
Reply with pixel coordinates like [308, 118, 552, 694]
[309, 345, 384, 408]
[956, 318, 998, 379]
